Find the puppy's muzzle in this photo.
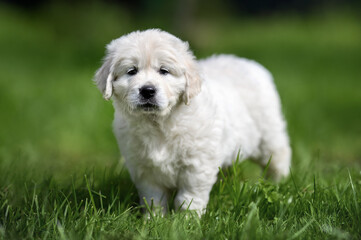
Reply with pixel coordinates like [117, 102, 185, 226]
[138, 85, 159, 111]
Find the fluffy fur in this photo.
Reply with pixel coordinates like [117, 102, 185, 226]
[94, 29, 291, 215]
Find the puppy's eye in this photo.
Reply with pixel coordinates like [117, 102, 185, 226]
[127, 67, 138, 76]
[159, 67, 170, 75]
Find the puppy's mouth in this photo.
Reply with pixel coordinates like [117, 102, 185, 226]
[137, 102, 159, 112]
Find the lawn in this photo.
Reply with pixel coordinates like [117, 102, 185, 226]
[0, 3, 360, 239]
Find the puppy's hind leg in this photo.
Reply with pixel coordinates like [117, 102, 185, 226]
[259, 131, 291, 181]
[264, 145, 291, 181]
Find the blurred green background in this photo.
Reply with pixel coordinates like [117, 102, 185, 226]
[0, 0, 360, 185]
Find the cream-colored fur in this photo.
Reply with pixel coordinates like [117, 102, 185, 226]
[94, 29, 291, 215]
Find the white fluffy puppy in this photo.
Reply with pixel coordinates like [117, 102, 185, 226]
[94, 29, 291, 215]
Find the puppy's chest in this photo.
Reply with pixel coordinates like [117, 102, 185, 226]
[140, 132, 184, 167]
[135, 131, 186, 187]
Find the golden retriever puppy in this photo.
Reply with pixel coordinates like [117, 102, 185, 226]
[94, 29, 291, 215]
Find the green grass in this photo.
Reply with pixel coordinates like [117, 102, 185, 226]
[0, 3, 360, 239]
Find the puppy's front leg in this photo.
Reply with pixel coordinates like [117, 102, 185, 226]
[136, 180, 168, 216]
[174, 167, 218, 216]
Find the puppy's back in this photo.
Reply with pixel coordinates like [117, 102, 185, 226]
[199, 54, 285, 141]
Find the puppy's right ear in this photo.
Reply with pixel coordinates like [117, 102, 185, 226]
[183, 59, 202, 105]
[94, 57, 114, 101]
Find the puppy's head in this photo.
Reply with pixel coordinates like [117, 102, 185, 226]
[94, 29, 202, 116]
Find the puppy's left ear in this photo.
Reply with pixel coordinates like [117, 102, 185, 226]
[94, 57, 115, 101]
[183, 60, 202, 105]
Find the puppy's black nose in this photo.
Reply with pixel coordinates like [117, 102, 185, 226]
[139, 85, 156, 99]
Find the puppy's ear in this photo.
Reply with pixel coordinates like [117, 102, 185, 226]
[94, 57, 114, 101]
[183, 61, 202, 105]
